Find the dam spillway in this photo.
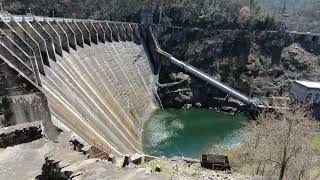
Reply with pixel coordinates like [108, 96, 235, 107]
[0, 15, 157, 156]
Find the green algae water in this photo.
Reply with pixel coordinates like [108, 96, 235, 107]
[142, 108, 249, 158]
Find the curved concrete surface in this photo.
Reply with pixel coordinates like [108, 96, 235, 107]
[0, 15, 157, 156]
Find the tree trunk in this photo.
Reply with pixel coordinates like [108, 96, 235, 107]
[279, 151, 288, 180]
[261, 162, 266, 176]
[298, 170, 304, 180]
[256, 161, 261, 175]
[279, 162, 286, 180]
[279, 118, 293, 180]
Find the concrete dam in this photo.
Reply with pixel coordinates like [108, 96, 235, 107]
[0, 15, 158, 156]
[5, 15, 314, 157]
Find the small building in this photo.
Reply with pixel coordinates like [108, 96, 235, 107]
[200, 154, 231, 171]
[290, 80, 320, 104]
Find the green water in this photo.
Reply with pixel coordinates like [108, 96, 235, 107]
[142, 108, 249, 158]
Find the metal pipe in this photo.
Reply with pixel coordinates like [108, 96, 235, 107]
[168, 55, 252, 105]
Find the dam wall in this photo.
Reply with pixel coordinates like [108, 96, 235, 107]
[0, 15, 158, 156]
[0, 56, 50, 127]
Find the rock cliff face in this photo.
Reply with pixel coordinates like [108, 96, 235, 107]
[155, 28, 320, 108]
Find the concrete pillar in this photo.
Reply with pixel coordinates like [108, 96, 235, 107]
[100, 22, 112, 42]
[115, 23, 127, 41]
[0, 22, 42, 85]
[0, 58, 40, 103]
[0, 42, 36, 83]
[0, 22, 35, 62]
[92, 21, 106, 43]
[39, 20, 63, 57]
[131, 24, 141, 42]
[13, 20, 51, 66]
[0, 29, 37, 84]
[29, 20, 57, 62]
[50, 20, 70, 53]
[83, 21, 98, 44]
[108, 23, 120, 42]
[59, 20, 77, 50]
[123, 24, 133, 42]
[5, 20, 45, 74]
[67, 21, 84, 48]
[76, 21, 91, 46]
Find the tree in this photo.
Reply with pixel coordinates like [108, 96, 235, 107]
[280, 0, 287, 14]
[239, 6, 251, 26]
[236, 101, 319, 180]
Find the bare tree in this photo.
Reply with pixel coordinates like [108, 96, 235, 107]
[239, 6, 251, 26]
[236, 101, 319, 180]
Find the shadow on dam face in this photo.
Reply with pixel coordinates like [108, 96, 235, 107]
[0, 16, 159, 156]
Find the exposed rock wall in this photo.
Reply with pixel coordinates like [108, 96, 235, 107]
[154, 27, 320, 108]
[0, 121, 43, 148]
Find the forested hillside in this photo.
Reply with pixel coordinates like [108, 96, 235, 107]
[261, 0, 320, 32]
[1, 0, 319, 32]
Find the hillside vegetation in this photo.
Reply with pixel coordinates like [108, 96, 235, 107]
[1, 0, 319, 32]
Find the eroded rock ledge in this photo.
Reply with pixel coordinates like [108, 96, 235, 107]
[0, 121, 43, 148]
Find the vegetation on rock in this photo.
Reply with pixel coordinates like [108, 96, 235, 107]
[229, 101, 320, 179]
[156, 27, 320, 108]
[2, 0, 319, 32]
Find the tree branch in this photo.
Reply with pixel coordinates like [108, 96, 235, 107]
[265, 158, 281, 165]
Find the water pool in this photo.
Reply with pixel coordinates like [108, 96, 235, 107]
[142, 108, 249, 158]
